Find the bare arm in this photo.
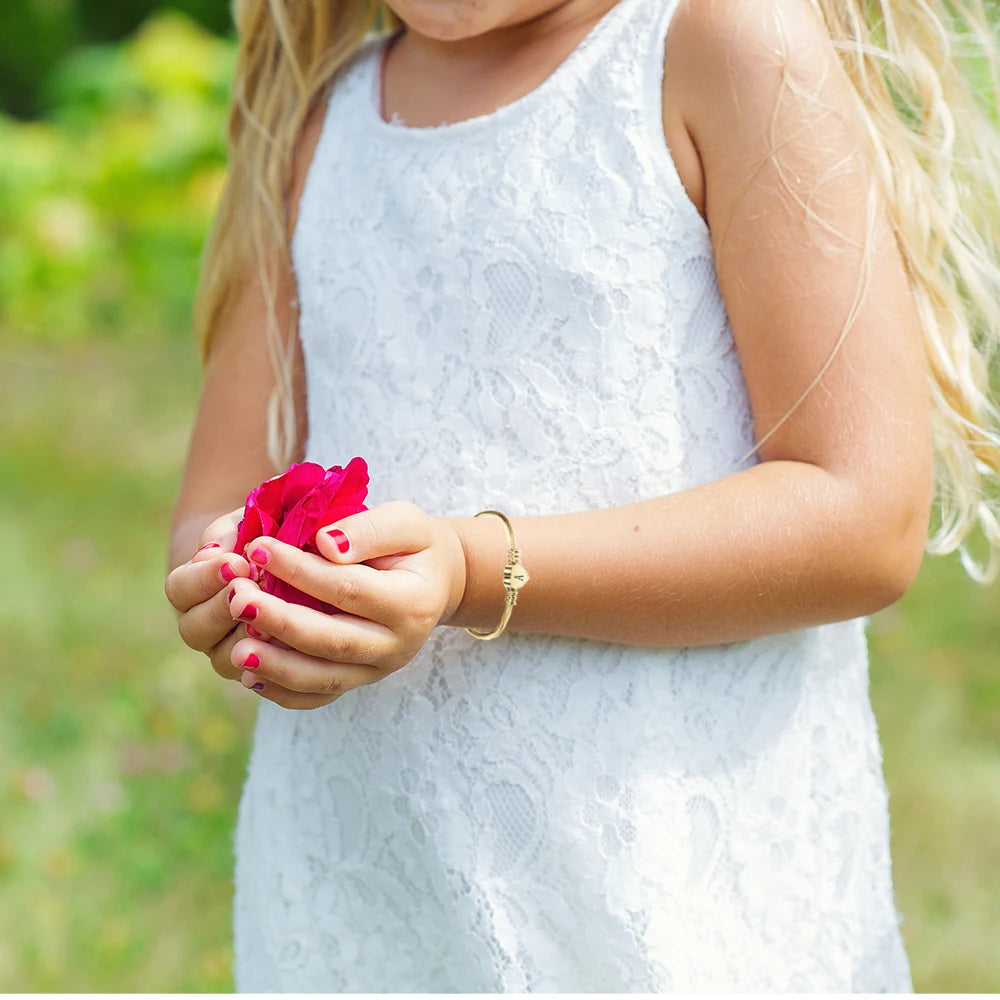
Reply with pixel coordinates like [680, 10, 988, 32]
[166, 101, 327, 570]
[445, 0, 932, 645]
[166, 272, 305, 570]
[163, 98, 327, 684]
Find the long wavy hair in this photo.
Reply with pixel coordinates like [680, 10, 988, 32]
[192, 0, 1000, 581]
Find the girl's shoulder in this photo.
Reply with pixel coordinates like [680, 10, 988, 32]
[664, 0, 863, 200]
[662, 0, 842, 221]
[668, 0, 833, 56]
[288, 100, 329, 236]
[666, 0, 840, 115]
[288, 33, 384, 232]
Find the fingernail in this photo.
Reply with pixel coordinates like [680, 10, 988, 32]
[249, 546, 270, 566]
[251, 682, 265, 692]
[242, 652, 261, 669]
[195, 542, 221, 555]
[219, 562, 238, 583]
[227, 588, 236, 604]
[246, 624, 262, 637]
[327, 528, 350, 554]
[237, 603, 259, 622]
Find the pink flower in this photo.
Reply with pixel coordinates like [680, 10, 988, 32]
[235, 457, 369, 612]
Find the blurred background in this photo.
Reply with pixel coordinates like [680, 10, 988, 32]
[1, 0, 998, 992]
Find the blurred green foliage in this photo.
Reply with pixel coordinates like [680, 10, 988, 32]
[0, 11, 234, 342]
[1, 337, 250, 991]
[0, 0, 233, 119]
[1, 24, 239, 981]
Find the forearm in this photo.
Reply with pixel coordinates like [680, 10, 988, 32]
[447, 460, 927, 647]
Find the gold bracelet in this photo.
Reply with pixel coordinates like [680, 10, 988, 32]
[465, 510, 530, 641]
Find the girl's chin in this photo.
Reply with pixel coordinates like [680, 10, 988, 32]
[385, 0, 517, 42]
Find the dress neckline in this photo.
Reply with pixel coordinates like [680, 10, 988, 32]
[369, 0, 635, 138]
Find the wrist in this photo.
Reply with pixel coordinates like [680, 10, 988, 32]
[441, 515, 510, 631]
[430, 517, 467, 627]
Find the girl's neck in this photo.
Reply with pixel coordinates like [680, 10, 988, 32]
[381, 0, 620, 129]
[391, 0, 620, 72]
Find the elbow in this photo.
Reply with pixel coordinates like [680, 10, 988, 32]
[864, 536, 925, 612]
[854, 494, 930, 614]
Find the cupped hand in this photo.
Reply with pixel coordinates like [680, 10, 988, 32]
[164, 508, 255, 680]
[227, 501, 467, 710]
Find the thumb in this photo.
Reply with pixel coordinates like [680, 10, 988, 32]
[191, 507, 243, 563]
[314, 501, 433, 566]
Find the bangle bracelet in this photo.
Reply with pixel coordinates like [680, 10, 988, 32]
[465, 510, 530, 641]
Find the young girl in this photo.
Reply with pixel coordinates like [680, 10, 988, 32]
[165, 0, 1000, 990]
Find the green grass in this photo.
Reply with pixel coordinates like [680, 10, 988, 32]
[0, 337, 253, 991]
[868, 555, 1000, 992]
[1, 336, 998, 991]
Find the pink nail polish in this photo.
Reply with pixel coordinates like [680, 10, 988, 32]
[219, 563, 237, 583]
[249, 546, 270, 566]
[242, 653, 261, 669]
[195, 542, 221, 555]
[227, 588, 236, 604]
[327, 528, 350, 554]
[246, 624, 262, 637]
[237, 603, 259, 622]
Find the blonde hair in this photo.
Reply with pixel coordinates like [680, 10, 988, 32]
[193, 0, 1000, 581]
[192, 0, 400, 469]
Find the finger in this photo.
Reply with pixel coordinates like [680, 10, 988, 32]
[166, 552, 253, 614]
[245, 537, 418, 626]
[190, 541, 224, 563]
[208, 624, 246, 681]
[177, 576, 257, 652]
[196, 508, 244, 555]
[241, 678, 341, 711]
[228, 587, 398, 666]
[197, 508, 261, 582]
[314, 501, 433, 566]
[231, 635, 377, 697]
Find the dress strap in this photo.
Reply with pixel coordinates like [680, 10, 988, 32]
[640, 0, 686, 114]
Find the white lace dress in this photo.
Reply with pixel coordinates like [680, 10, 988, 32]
[232, 0, 913, 990]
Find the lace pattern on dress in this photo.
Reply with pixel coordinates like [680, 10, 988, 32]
[232, 0, 913, 990]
